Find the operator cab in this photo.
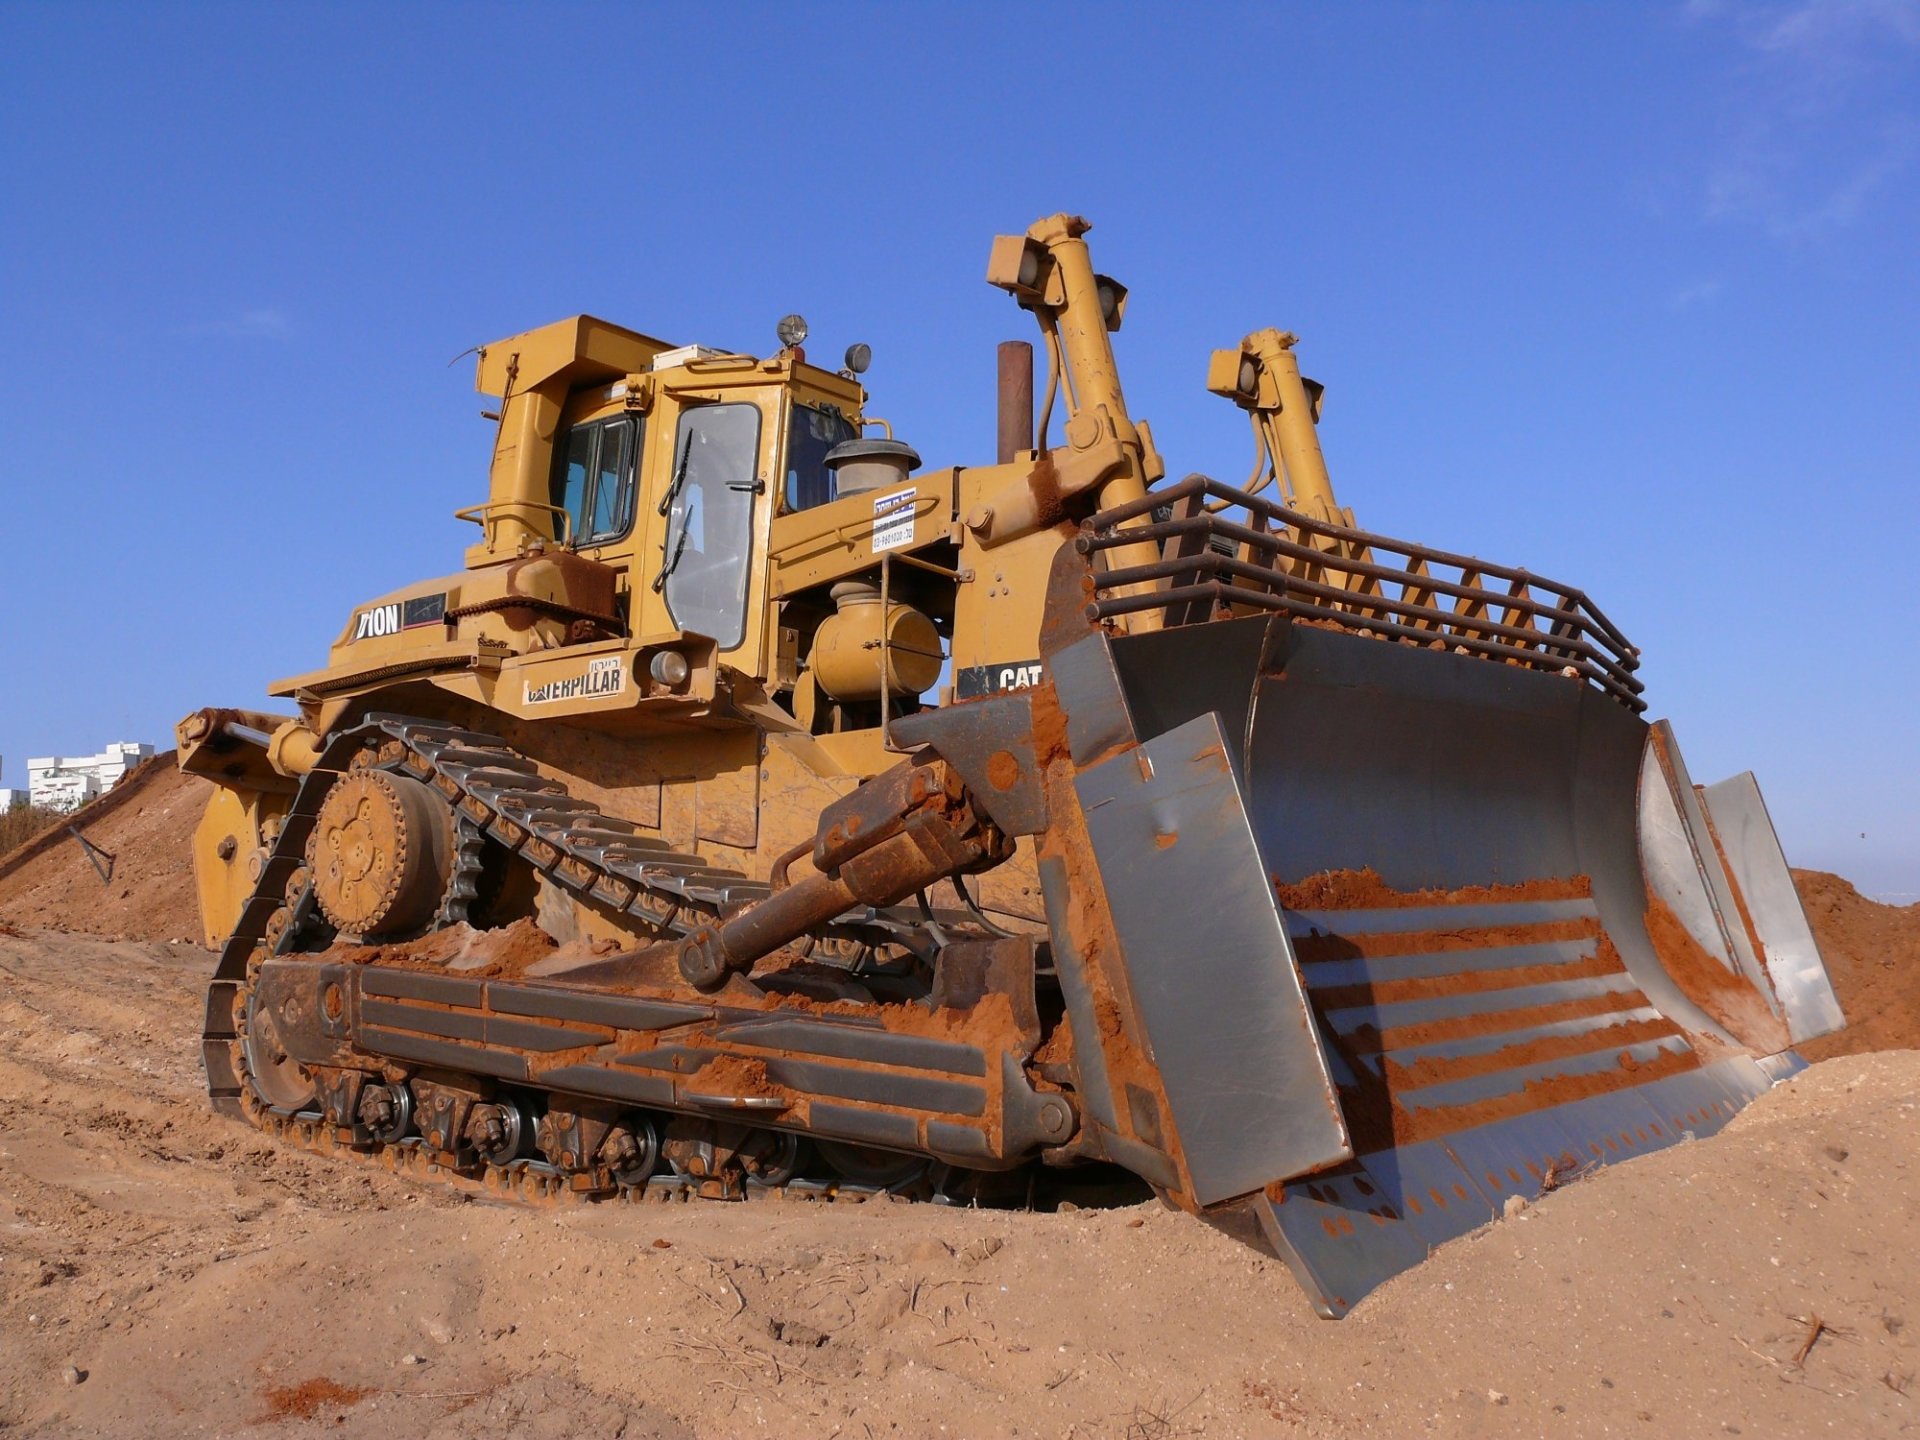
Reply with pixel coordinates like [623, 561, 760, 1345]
[656, 398, 764, 650]
[534, 327, 881, 665]
[520, 319, 953, 739]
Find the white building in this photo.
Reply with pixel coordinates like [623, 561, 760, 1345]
[27, 742, 154, 812]
[0, 755, 26, 811]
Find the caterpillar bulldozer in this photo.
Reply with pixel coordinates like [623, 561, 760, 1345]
[178, 213, 1844, 1316]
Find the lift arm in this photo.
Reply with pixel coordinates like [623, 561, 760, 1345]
[967, 217, 1166, 618]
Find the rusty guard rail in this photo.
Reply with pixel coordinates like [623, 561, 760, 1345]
[1075, 473, 1645, 713]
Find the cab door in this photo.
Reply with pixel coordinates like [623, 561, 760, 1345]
[635, 386, 780, 683]
[656, 401, 763, 650]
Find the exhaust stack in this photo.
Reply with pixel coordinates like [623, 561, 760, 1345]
[997, 340, 1033, 464]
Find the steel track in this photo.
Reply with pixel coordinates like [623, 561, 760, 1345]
[204, 713, 954, 1199]
[243, 1098, 937, 1209]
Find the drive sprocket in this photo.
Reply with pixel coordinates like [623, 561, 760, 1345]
[306, 767, 453, 939]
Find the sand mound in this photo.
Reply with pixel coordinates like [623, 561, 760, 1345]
[1793, 868, 1920, 1059]
[0, 754, 210, 945]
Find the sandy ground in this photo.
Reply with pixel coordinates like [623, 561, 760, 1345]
[2, 927, 1917, 1439]
[4, 766, 1919, 1435]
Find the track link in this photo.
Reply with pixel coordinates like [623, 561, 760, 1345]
[246, 1102, 938, 1210]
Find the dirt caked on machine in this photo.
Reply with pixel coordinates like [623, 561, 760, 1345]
[179, 214, 1843, 1315]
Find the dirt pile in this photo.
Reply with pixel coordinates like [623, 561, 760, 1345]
[315, 917, 570, 978]
[1794, 868, 1920, 1060]
[2, 928, 1918, 1438]
[0, 755, 209, 945]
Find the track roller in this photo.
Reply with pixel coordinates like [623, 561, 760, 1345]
[815, 1140, 931, 1190]
[602, 1117, 662, 1190]
[663, 1119, 805, 1195]
[357, 1081, 415, 1144]
[465, 1095, 536, 1165]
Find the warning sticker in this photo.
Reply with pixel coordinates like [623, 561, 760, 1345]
[871, 489, 916, 553]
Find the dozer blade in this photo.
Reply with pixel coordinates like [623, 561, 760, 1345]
[1694, 771, 1846, 1045]
[1068, 706, 1355, 1204]
[1043, 609, 1836, 1317]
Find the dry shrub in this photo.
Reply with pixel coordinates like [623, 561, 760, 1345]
[0, 803, 65, 857]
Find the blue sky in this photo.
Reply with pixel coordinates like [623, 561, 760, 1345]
[2, 2, 1915, 898]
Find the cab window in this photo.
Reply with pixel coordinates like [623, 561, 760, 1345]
[552, 414, 641, 546]
[783, 403, 856, 512]
[660, 403, 762, 650]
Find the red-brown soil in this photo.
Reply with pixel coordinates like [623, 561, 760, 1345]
[315, 917, 575, 977]
[0, 755, 209, 945]
[1794, 868, 1920, 1059]
[1643, 894, 1792, 1054]
[1274, 866, 1591, 911]
[256, 1377, 369, 1422]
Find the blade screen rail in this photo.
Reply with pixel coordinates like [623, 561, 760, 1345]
[1076, 474, 1645, 713]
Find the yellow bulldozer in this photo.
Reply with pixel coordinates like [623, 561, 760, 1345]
[178, 213, 1843, 1316]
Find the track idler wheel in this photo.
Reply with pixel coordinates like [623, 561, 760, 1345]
[308, 769, 453, 939]
[242, 993, 316, 1112]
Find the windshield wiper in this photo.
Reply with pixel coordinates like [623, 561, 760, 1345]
[659, 428, 693, 516]
[654, 427, 697, 592]
[652, 517, 691, 593]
